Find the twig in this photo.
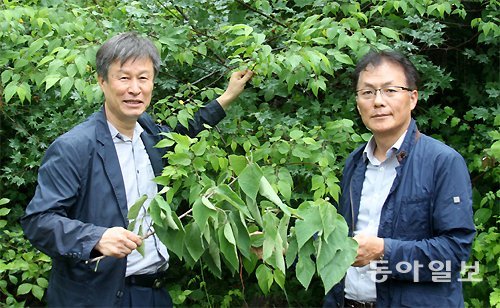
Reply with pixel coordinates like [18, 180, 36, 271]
[234, 0, 289, 29]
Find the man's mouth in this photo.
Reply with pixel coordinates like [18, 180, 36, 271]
[123, 100, 143, 105]
[372, 113, 390, 118]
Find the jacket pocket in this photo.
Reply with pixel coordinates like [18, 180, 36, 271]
[397, 195, 432, 239]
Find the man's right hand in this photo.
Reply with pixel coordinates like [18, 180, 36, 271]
[94, 227, 142, 258]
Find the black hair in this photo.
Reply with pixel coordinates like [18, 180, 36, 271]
[353, 49, 420, 89]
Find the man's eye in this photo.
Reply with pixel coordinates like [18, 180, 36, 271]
[119, 76, 129, 80]
[361, 90, 374, 96]
[385, 88, 398, 93]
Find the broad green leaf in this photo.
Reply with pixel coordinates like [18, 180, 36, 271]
[17, 283, 32, 295]
[218, 226, 239, 272]
[295, 202, 322, 249]
[31, 285, 44, 301]
[229, 211, 251, 259]
[0, 207, 10, 216]
[214, 184, 252, 219]
[60, 76, 74, 98]
[228, 155, 247, 176]
[262, 212, 279, 261]
[274, 269, 286, 291]
[332, 50, 353, 65]
[4, 82, 18, 102]
[154, 195, 179, 230]
[44, 74, 60, 91]
[259, 176, 292, 216]
[296, 240, 315, 289]
[127, 195, 147, 221]
[74, 55, 87, 76]
[193, 198, 216, 231]
[168, 153, 191, 166]
[319, 199, 337, 240]
[224, 222, 236, 245]
[318, 224, 357, 294]
[246, 195, 263, 227]
[238, 163, 263, 202]
[204, 238, 222, 278]
[185, 223, 204, 262]
[380, 27, 399, 41]
[154, 222, 184, 260]
[256, 264, 273, 295]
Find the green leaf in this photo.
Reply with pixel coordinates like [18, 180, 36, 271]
[332, 50, 353, 65]
[228, 155, 247, 176]
[218, 225, 239, 272]
[154, 195, 179, 230]
[168, 153, 191, 166]
[74, 55, 87, 76]
[214, 185, 252, 219]
[380, 27, 400, 41]
[127, 195, 147, 221]
[193, 198, 216, 231]
[60, 76, 74, 98]
[259, 176, 292, 216]
[4, 82, 17, 102]
[256, 264, 273, 295]
[31, 285, 44, 301]
[185, 223, 205, 262]
[0, 208, 11, 216]
[17, 283, 32, 295]
[295, 202, 322, 249]
[238, 163, 263, 202]
[44, 74, 60, 91]
[295, 240, 315, 289]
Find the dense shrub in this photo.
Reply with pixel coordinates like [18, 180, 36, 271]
[1, 0, 498, 306]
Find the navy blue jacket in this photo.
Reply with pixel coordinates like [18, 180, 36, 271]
[324, 119, 475, 307]
[21, 101, 225, 307]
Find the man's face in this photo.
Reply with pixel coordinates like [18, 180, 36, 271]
[98, 57, 154, 126]
[356, 60, 418, 140]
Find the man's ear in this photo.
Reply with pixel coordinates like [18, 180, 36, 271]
[410, 90, 418, 111]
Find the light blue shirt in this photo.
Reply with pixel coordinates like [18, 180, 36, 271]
[108, 121, 169, 276]
[344, 131, 406, 302]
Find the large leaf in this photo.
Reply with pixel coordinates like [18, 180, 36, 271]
[184, 223, 205, 262]
[295, 202, 322, 250]
[259, 176, 293, 216]
[256, 264, 274, 295]
[238, 163, 263, 202]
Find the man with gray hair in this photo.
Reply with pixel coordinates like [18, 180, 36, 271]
[21, 32, 253, 307]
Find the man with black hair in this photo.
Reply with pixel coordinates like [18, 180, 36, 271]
[324, 50, 475, 307]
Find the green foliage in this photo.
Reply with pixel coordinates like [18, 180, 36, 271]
[1, 0, 498, 306]
[0, 199, 51, 306]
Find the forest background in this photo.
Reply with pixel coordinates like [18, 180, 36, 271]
[0, 0, 498, 307]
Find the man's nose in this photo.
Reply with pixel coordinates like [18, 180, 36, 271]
[128, 79, 141, 94]
[373, 89, 385, 106]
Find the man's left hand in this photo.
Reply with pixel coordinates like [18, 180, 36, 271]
[352, 233, 384, 267]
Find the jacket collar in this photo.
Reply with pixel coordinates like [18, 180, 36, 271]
[95, 107, 128, 225]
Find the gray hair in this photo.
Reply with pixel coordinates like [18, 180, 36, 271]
[96, 32, 161, 80]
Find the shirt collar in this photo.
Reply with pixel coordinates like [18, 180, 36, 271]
[363, 130, 407, 164]
[107, 121, 144, 142]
